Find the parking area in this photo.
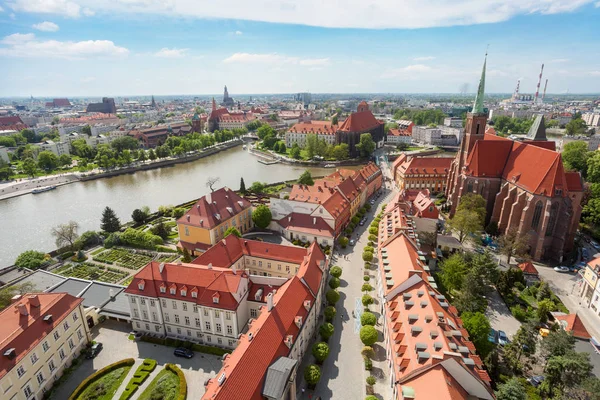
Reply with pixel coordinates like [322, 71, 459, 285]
[485, 288, 521, 340]
[51, 320, 221, 399]
[242, 232, 293, 246]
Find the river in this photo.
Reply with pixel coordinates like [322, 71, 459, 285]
[0, 146, 340, 268]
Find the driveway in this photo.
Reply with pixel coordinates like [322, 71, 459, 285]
[51, 320, 221, 400]
[485, 288, 521, 339]
[242, 231, 293, 246]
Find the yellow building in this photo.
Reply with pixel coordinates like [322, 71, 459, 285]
[0, 293, 90, 400]
[177, 187, 253, 255]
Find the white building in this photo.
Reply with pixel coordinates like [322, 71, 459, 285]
[285, 121, 337, 148]
[36, 140, 70, 157]
[0, 146, 9, 163]
[583, 113, 600, 127]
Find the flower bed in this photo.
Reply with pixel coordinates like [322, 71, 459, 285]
[93, 249, 153, 270]
[54, 262, 128, 283]
[69, 358, 135, 400]
[119, 359, 157, 400]
[137, 365, 185, 400]
[156, 254, 179, 263]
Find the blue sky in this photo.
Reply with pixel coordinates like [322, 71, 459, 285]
[1, 0, 599, 96]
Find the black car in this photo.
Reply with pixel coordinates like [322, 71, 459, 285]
[174, 347, 194, 359]
[86, 342, 103, 359]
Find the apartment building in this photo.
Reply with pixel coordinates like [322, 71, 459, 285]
[285, 121, 337, 148]
[35, 140, 70, 157]
[0, 293, 90, 400]
[392, 154, 452, 193]
[177, 187, 252, 255]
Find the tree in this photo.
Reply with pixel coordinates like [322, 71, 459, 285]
[138, 150, 147, 162]
[330, 266, 342, 278]
[21, 158, 37, 177]
[537, 299, 553, 323]
[455, 254, 498, 314]
[75, 231, 100, 249]
[14, 250, 46, 270]
[81, 125, 92, 136]
[298, 170, 314, 185]
[257, 125, 275, 140]
[457, 193, 487, 224]
[224, 226, 242, 238]
[362, 294, 373, 306]
[205, 176, 220, 192]
[132, 208, 150, 224]
[101, 206, 121, 233]
[148, 149, 157, 160]
[447, 209, 482, 243]
[290, 143, 301, 159]
[565, 118, 587, 136]
[249, 181, 266, 193]
[485, 221, 499, 236]
[562, 141, 589, 174]
[543, 351, 593, 397]
[439, 253, 468, 293]
[331, 143, 350, 160]
[0, 136, 17, 147]
[495, 378, 526, 400]
[21, 129, 36, 143]
[356, 133, 376, 158]
[503, 323, 537, 373]
[537, 281, 552, 301]
[0, 159, 14, 180]
[312, 342, 330, 364]
[326, 289, 340, 305]
[361, 312, 377, 326]
[305, 134, 319, 159]
[360, 326, 378, 346]
[51, 221, 80, 250]
[498, 228, 530, 263]
[362, 251, 373, 262]
[59, 154, 72, 167]
[541, 329, 576, 361]
[252, 205, 272, 229]
[324, 306, 336, 322]
[328, 277, 341, 289]
[151, 221, 170, 240]
[0, 282, 36, 310]
[496, 268, 525, 297]
[37, 150, 59, 171]
[239, 177, 246, 194]
[461, 312, 493, 358]
[319, 322, 335, 340]
[339, 236, 349, 248]
[182, 247, 192, 263]
[304, 365, 321, 388]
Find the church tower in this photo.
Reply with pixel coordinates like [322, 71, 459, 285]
[212, 97, 217, 112]
[460, 53, 488, 166]
[151, 95, 156, 108]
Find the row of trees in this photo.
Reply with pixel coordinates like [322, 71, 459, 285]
[393, 108, 447, 126]
[561, 141, 600, 226]
[490, 116, 535, 135]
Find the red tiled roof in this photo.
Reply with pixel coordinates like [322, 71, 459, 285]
[177, 187, 251, 230]
[0, 293, 83, 380]
[0, 116, 24, 126]
[296, 243, 326, 295]
[288, 121, 336, 135]
[555, 313, 591, 339]
[277, 213, 334, 237]
[322, 191, 350, 219]
[565, 171, 584, 192]
[338, 110, 382, 132]
[389, 128, 412, 137]
[53, 98, 71, 107]
[521, 140, 556, 151]
[289, 181, 336, 204]
[465, 139, 513, 177]
[518, 261, 539, 275]
[398, 156, 453, 176]
[124, 261, 245, 310]
[209, 107, 229, 121]
[336, 176, 360, 203]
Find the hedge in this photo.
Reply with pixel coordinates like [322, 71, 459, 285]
[166, 363, 187, 400]
[68, 358, 135, 400]
[119, 359, 157, 400]
[140, 336, 231, 356]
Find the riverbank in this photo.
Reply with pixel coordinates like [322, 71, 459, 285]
[0, 140, 242, 202]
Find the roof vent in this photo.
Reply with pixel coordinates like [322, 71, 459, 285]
[207, 263, 213, 269]
[248, 332, 254, 341]
[159, 262, 165, 273]
[3, 348, 16, 359]
[417, 351, 431, 361]
[217, 372, 227, 386]
[28, 295, 40, 307]
[43, 314, 53, 323]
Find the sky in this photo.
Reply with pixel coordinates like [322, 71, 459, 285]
[0, 0, 600, 97]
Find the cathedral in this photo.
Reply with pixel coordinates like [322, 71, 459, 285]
[221, 85, 235, 108]
[446, 55, 583, 262]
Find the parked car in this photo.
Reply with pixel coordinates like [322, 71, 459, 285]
[554, 266, 570, 273]
[592, 240, 600, 250]
[86, 342, 103, 359]
[369, 199, 376, 205]
[474, 247, 485, 255]
[498, 330, 509, 346]
[488, 329, 498, 344]
[527, 375, 545, 388]
[174, 347, 194, 359]
[349, 239, 356, 246]
[582, 248, 589, 259]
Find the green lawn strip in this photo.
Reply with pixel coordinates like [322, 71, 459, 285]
[69, 359, 134, 400]
[137, 368, 180, 400]
[119, 359, 157, 400]
[90, 247, 106, 256]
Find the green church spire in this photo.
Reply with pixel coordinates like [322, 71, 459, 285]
[471, 52, 487, 114]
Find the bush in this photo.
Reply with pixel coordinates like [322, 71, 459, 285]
[362, 251, 374, 262]
[362, 283, 373, 292]
[360, 326, 378, 346]
[324, 306, 336, 322]
[363, 275, 370, 282]
[363, 356, 373, 370]
[361, 346, 374, 358]
[69, 358, 135, 400]
[104, 232, 121, 248]
[368, 227, 378, 235]
[339, 236, 349, 248]
[319, 323, 335, 340]
[59, 251, 75, 260]
[312, 342, 330, 364]
[120, 228, 163, 250]
[515, 282, 525, 291]
[364, 245, 374, 254]
[367, 241, 374, 247]
[366, 376, 376, 386]
[361, 312, 377, 326]
[165, 363, 187, 400]
[365, 396, 378, 400]
[330, 265, 342, 278]
[119, 359, 157, 400]
[511, 306, 529, 322]
[362, 294, 374, 307]
[365, 203, 372, 211]
[14, 250, 47, 270]
[326, 289, 340, 305]
[329, 277, 341, 289]
[368, 234, 377, 242]
[304, 365, 321, 388]
[75, 230, 101, 249]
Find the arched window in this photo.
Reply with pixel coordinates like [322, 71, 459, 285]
[545, 203, 559, 237]
[467, 181, 473, 193]
[531, 201, 543, 231]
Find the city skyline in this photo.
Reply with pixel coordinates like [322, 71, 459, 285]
[1, 0, 600, 96]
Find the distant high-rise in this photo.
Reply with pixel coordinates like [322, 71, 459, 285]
[295, 92, 312, 106]
[86, 97, 117, 114]
[222, 85, 234, 107]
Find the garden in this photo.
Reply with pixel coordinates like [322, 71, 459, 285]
[138, 364, 186, 400]
[93, 249, 154, 270]
[53, 262, 129, 284]
[69, 358, 135, 400]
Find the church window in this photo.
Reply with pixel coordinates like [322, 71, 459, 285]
[467, 181, 473, 193]
[531, 201, 543, 231]
[545, 203, 559, 237]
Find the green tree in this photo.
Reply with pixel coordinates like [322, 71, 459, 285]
[361, 312, 377, 326]
[37, 150, 59, 171]
[21, 129, 36, 143]
[331, 143, 350, 160]
[356, 133, 376, 158]
[148, 149, 157, 160]
[326, 289, 340, 305]
[0, 159, 14, 180]
[495, 378, 526, 400]
[138, 150, 147, 162]
[503, 323, 537, 373]
[101, 206, 121, 233]
[0, 282, 36, 310]
[51, 221, 80, 250]
[290, 143, 301, 159]
[582, 198, 600, 225]
[439, 253, 468, 293]
[312, 342, 330, 364]
[182, 247, 192, 263]
[324, 306, 336, 322]
[329, 277, 341, 289]
[319, 322, 335, 340]
[498, 227, 530, 263]
[306, 134, 318, 159]
[457, 193, 487, 224]
[14, 250, 47, 270]
[239, 177, 246, 194]
[339, 236, 349, 248]
[131, 208, 149, 224]
[111, 136, 140, 152]
[151, 221, 170, 240]
[0, 136, 17, 147]
[59, 154, 72, 167]
[562, 141, 589, 174]
[447, 209, 482, 243]
[330, 266, 342, 278]
[81, 125, 92, 135]
[543, 351, 593, 397]
[224, 226, 242, 238]
[21, 157, 37, 177]
[541, 329, 576, 361]
[362, 251, 373, 262]
[565, 118, 587, 135]
[257, 125, 275, 140]
[360, 326, 378, 346]
[249, 181, 266, 193]
[298, 170, 314, 185]
[252, 205, 272, 229]
[461, 312, 493, 358]
[304, 365, 321, 388]
[537, 299, 553, 323]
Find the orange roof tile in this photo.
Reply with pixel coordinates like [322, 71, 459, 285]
[288, 121, 336, 135]
[177, 187, 251, 230]
[555, 313, 591, 339]
[338, 110, 382, 132]
[518, 261, 539, 275]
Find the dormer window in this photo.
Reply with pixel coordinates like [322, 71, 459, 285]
[138, 280, 145, 290]
[181, 290, 187, 297]
[191, 291, 197, 298]
[213, 293, 220, 304]
[170, 288, 176, 295]
[160, 285, 166, 293]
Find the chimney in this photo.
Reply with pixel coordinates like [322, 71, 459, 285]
[313, 217, 316, 225]
[28, 295, 41, 307]
[11, 295, 22, 303]
[159, 262, 165, 273]
[266, 292, 274, 311]
[17, 303, 29, 316]
[109, 288, 115, 299]
[208, 263, 213, 269]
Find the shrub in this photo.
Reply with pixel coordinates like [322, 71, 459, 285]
[312, 342, 330, 364]
[69, 358, 135, 400]
[362, 251, 374, 262]
[76, 230, 101, 249]
[366, 376, 376, 386]
[361, 346, 374, 358]
[365, 203, 372, 211]
[360, 326, 378, 346]
[364, 245, 374, 254]
[324, 306, 336, 322]
[165, 363, 187, 400]
[361, 312, 377, 326]
[365, 396, 378, 400]
[339, 236, 349, 248]
[104, 232, 121, 248]
[363, 356, 373, 370]
[119, 359, 157, 400]
[120, 227, 163, 249]
[362, 294, 374, 307]
[363, 275, 370, 282]
[515, 282, 525, 291]
[304, 365, 321, 388]
[367, 241, 374, 247]
[329, 277, 341, 289]
[345, 227, 353, 235]
[330, 265, 342, 278]
[362, 283, 373, 292]
[368, 234, 377, 242]
[319, 323, 335, 341]
[14, 250, 47, 270]
[368, 227, 378, 235]
[511, 306, 529, 322]
[326, 289, 340, 305]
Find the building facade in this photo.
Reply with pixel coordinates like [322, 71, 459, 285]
[285, 121, 336, 148]
[0, 293, 90, 400]
[35, 140, 70, 157]
[392, 154, 452, 193]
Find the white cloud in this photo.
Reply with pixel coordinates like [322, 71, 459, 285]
[589, 71, 600, 76]
[381, 64, 433, 79]
[32, 21, 60, 32]
[154, 47, 189, 58]
[0, 33, 129, 59]
[595, 1, 600, 7]
[413, 56, 435, 61]
[223, 53, 330, 68]
[6, 0, 597, 28]
[234, 30, 243, 35]
[299, 58, 330, 67]
[551, 58, 569, 63]
[0, 5, 4, 12]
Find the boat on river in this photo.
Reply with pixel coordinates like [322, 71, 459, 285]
[324, 164, 336, 168]
[32, 186, 57, 194]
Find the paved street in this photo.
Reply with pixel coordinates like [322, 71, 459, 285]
[51, 320, 221, 400]
[485, 287, 521, 339]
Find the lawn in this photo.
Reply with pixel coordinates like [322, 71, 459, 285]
[76, 365, 131, 400]
[155, 254, 179, 263]
[137, 369, 180, 400]
[93, 249, 153, 270]
[53, 262, 129, 284]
